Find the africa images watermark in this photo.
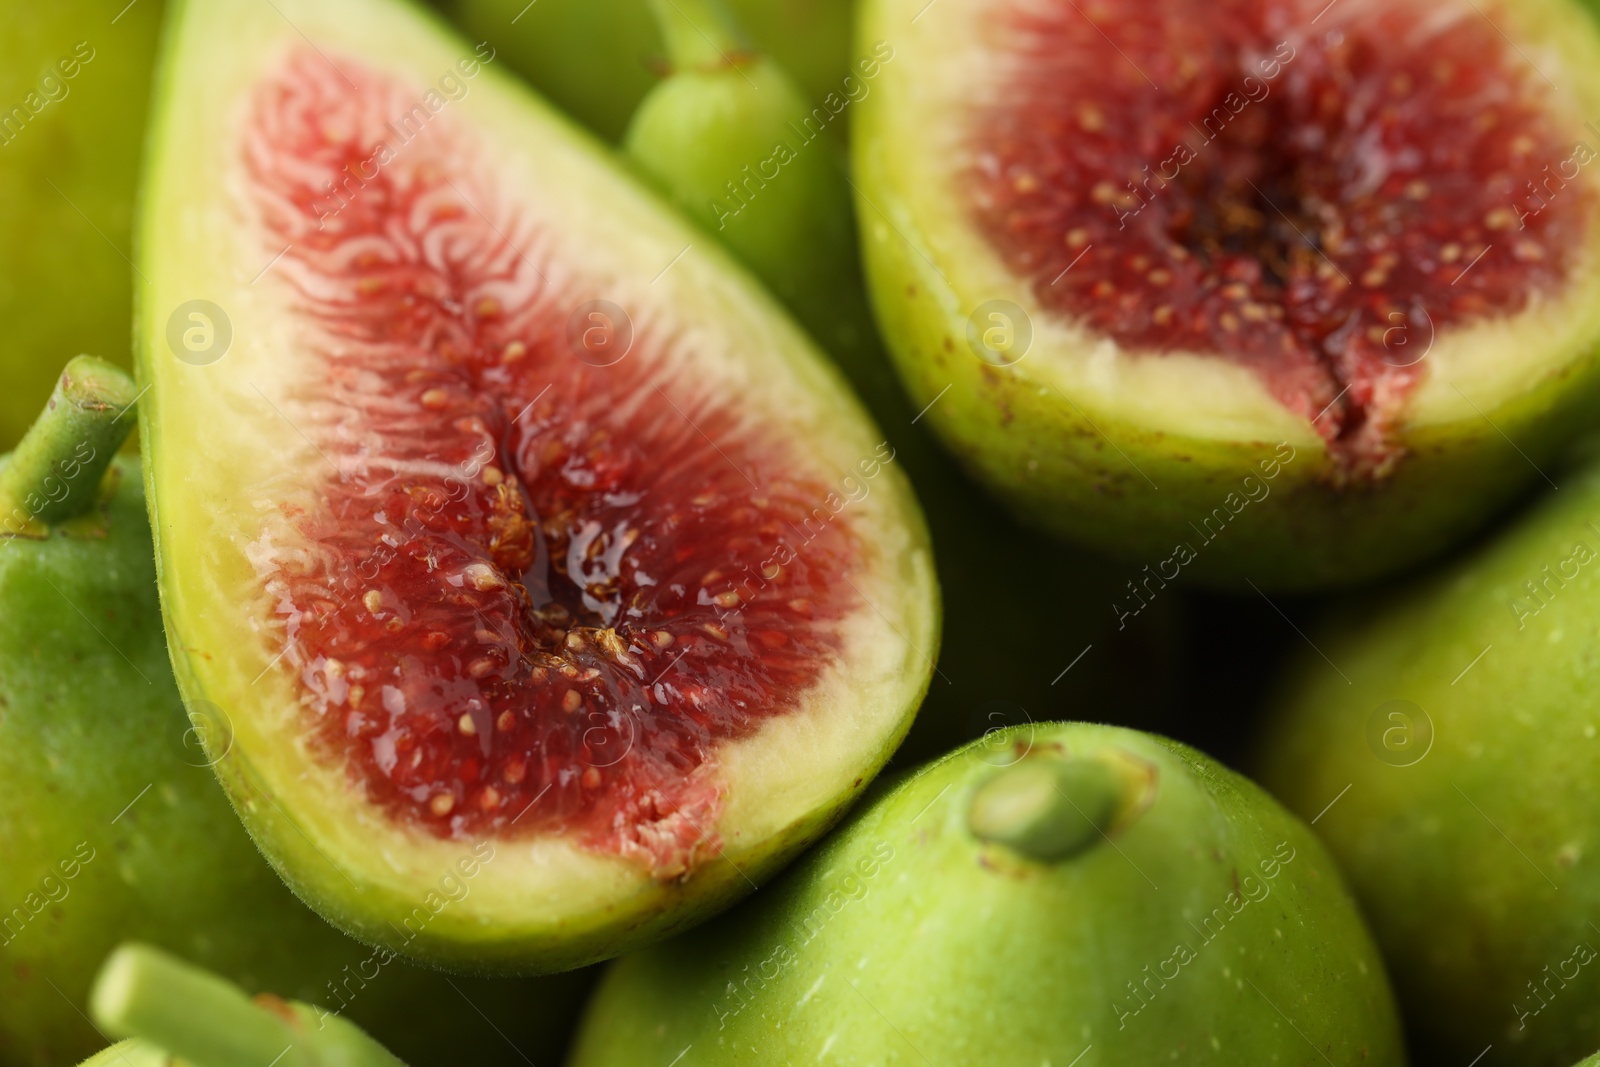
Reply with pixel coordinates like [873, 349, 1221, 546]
[313, 840, 497, 1026]
[1509, 121, 1600, 231]
[1110, 40, 1297, 229]
[0, 438, 100, 537]
[1511, 939, 1596, 1032]
[0, 41, 97, 147]
[710, 840, 896, 1029]
[1112, 441, 1297, 629]
[1111, 840, 1298, 1029]
[1, 841, 97, 947]
[309, 42, 498, 229]
[706, 441, 898, 617]
[708, 40, 896, 231]
[1507, 528, 1600, 630]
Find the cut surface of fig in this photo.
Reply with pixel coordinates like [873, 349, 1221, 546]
[857, 0, 1600, 587]
[245, 50, 863, 876]
[140, 0, 935, 972]
[970, 0, 1587, 474]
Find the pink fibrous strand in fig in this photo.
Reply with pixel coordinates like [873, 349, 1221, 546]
[968, 0, 1590, 477]
[239, 50, 860, 878]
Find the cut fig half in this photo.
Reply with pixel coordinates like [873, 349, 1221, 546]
[857, 0, 1600, 588]
[137, 0, 937, 973]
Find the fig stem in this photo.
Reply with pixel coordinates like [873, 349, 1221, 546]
[0, 355, 138, 533]
[90, 943, 408, 1067]
[647, 0, 747, 72]
[966, 756, 1124, 863]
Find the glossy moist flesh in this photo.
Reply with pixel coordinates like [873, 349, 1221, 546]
[241, 51, 862, 878]
[968, 0, 1589, 476]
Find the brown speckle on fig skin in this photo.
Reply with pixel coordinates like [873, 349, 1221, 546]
[252, 993, 299, 1026]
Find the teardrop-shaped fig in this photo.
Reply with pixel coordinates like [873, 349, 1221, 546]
[1256, 452, 1600, 1065]
[0, 3, 163, 447]
[0, 361, 592, 1067]
[138, 0, 937, 974]
[621, 1, 1186, 762]
[570, 723, 1404, 1065]
[443, 0, 854, 143]
[855, 0, 1600, 589]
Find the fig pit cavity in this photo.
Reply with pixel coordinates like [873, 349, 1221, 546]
[240, 50, 860, 878]
[969, 0, 1589, 476]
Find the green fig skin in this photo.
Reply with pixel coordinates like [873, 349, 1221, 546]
[0, 4, 164, 449]
[625, 54, 857, 342]
[91, 944, 406, 1067]
[76, 1041, 169, 1067]
[570, 723, 1404, 1066]
[140, 0, 936, 976]
[851, 0, 1600, 592]
[1256, 456, 1600, 1066]
[623, 16, 1183, 762]
[0, 454, 592, 1067]
[439, 0, 854, 143]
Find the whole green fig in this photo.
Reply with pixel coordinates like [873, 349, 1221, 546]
[0, 358, 590, 1066]
[1257, 450, 1600, 1066]
[570, 722, 1404, 1065]
[0, 4, 163, 448]
[441, 0, 854, 142]
[622, 0, 1182, 761]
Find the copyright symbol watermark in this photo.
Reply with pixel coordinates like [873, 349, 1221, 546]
[966, 299, 1032, 368]
[970, 700, 1035, 767]
[166, 300, 233, 366]
[181, 700, 235, 768]
[582, 705, 638, 769]
[1365, 699, 1433, 767]
[566, 299, 633, 368]
[1379, 303, 1435, 368]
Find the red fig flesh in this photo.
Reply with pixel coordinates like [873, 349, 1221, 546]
[969, 0, 1586, 473]
[140, 0, 935, 973]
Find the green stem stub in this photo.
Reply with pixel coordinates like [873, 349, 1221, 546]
[0, 355, 137, 535]
[647, 0, 749, 71]
[91, 943, 408, 1067]
[967, 756, 1125, 863]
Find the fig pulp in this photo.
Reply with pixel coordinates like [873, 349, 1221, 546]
[0, 359, 594, 1066]
[624, 1, 1183, 760]
[139, 0, 937, 973]
[441, 0, 854, 142]
[857, 0, 1600, 589]
[1256, 452, 1600, 1065]
[0, 3, 163, 448]
[570, 722, 1403, 1064]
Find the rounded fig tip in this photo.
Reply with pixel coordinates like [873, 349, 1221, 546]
[966, 755, 1124, 863]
